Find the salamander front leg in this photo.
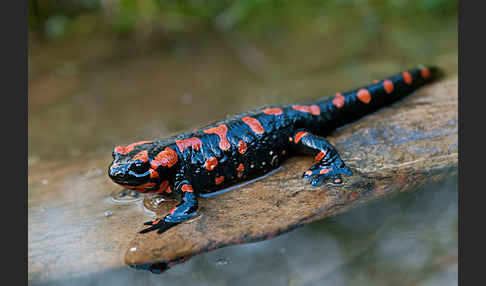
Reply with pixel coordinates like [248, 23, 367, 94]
[291, 130, 352, 187]
[140, 181, 198, 234]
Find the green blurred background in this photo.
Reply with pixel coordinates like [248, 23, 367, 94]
[30, 0, 457, 40]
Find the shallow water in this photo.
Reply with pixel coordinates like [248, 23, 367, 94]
[29, 2, 457, 284]
[37, 176, 457, 286]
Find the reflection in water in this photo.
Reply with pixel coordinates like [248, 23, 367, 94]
[40, 176, 457, 286]
[109, 189, 143, 204]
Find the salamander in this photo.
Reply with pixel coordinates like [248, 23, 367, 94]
[108, 66, 442, 234]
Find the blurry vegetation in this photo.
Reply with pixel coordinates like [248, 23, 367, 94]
[29, 0, 457, 41]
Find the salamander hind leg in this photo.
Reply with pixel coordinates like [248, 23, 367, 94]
[140, 181, 198, 234]
[291, 130, 352, 187]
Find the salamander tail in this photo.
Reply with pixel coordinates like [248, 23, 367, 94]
[315, 65, 444, 128]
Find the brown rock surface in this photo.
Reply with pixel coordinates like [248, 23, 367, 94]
[28, 77, 457, 279]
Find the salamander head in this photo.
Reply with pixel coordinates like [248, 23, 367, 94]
[108, 141, 178, 193]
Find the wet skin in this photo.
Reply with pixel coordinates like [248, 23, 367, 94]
[108, 66, 442, 234]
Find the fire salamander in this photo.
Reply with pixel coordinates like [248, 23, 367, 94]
[108, 66, 442, 234]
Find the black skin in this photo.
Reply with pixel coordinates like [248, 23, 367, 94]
[108, 66, 443, 234]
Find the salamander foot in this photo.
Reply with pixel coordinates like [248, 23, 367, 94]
[303, 162, 352, 187]
[140, 218, 180, 234]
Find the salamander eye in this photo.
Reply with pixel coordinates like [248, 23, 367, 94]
[130, 161, 149, 174]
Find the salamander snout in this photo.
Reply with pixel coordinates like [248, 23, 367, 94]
[108, 160, 152, 185]
[108, 162, 129, 182]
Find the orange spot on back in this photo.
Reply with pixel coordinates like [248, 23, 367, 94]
[215, 176, 225, 185]
[292, 105, 321, 115]
[305, 170, 313, 176]
[332, 93, 345, 108]
[203, 124, 231, 151]
[176, 137, 203, 152]
[132, 150, 149, 162]
[242, 116, 265, 134]
[311, 105, 321, 115]
[205, 157, 218, 171]
[357, 89, 371, 104]
[238, 140, 247, 155]
[314, 151, 327, 161]
[294, 131, 308, 143]
[421, 67, 430, 79]
[237, 163, 245, 172]
[383, 80, 394, 94]
[181, 184, 193, 192]
[151, 147, 178, 169]
[114, 141, 152, 155]
[262, 108, 283, 115]
[237, 163, 245, 178]
[402, 71, 413, 85]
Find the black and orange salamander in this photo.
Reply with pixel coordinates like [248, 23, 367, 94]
[108, 66, 442, 234]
